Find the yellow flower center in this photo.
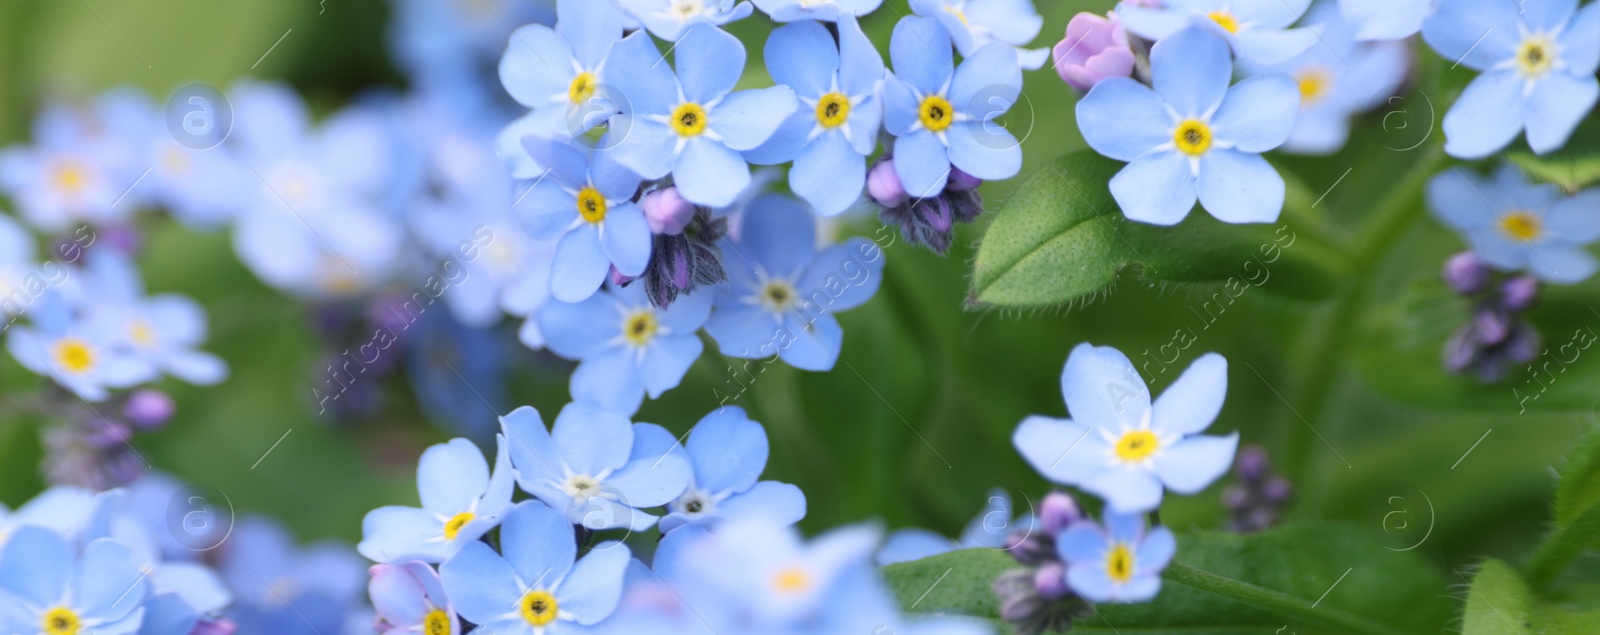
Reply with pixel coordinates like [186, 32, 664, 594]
[773, 566, 812, 594]
[815, 93, 851, 129]
[520, 590, 558, 626]
[577, 187, 607, 224]
[162, 146, 190, 174]
[671, 102, 709, 137]
[53, 338, 95, 374]
[1296, 67, 1332, 104]
[1515, 36, 1557, 78]
[1106, 543, 1135, 583]
[52, 162, 88, 194]
[943, 4, 969, 25]
[130, 320, 156, 346]
[1499, 211, 1543, 241]
[443, 511, 474, 540]
[759, 280, 799, 312]
[918, 95, 955, 132]
[1173, 119, 1212, 156]
[43, 607, 81, 635]
[670, 0, 705, 20]
[622, 310, 659, 347]
[423, 609, 451, 635]
[569, 72, 598, 104]
[1115, 430, 1160, 462]
[1207, 10, 1239, 33]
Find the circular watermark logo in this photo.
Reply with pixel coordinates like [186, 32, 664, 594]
[166, 84, 233, 150]
[962, 84, 1034, 151]
[568, 85, 632, 151]
[565, 482, 636, 549]
[165, 484, 234, 551]
[1375, 487, 1434, 552]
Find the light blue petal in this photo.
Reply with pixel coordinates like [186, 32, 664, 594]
[1546, 190, 1600, 243]
[1137, 527, 1177, 573]
[678, 24, 747, 104]
[605, 31, 679, 117]
[791, 133, 867, 216]
[705, 305, 784, 358]
[1522, 0, 1576, 32]
[523, 136, 593, 190]
[661, 287, 714, 332]
[369, 563, 430, 626]
[797, 238, 884, 312]
[605, 434, 694, 507]
[1014, 416, 1104, 486]
[74, 538, 146, 622]
[418, 438, 491, 515]
[1561, 3, 1600, 75]
[838, 16, 885, 95]
[1151, 353, 1228, 437]
[686, 407, 769, 494]
[496, 111, 554, 179]
[501, 502, 577, 587]
[1525, 73, 1599, 155]
[1210, 75, 1299, 153]
[1066, 562, 1117, 602]
[556, 543, 631, 624]
[948, 121, 1022, 181]
[1061, 342, 1150, 430]
[1231, 27, 1319, 65]
[1103, 510, 1143, 543]
[1151, 26, 1232, 116]
[744, 112, 811, 165]
[892, 130, 953, 199]
[1116, 4, 1188, 40]
[882, 74, 924, 136]
[1056, 522, 1107, 564]
[560, 0, 626, 68]
[1421, 0, 1520, 71]
[156, 562, 231, 613]
[1441, 71, 1525, 159]
[440, 541, 523, 624]
[719, 481, 807, 526]
[641, 335, 702, 398]
[550, 223, 609, 303]
[0, 525, 70, 606]
[1117, 573, 1162, 602]
[710, 87, 800, 151]
[966, 0, 1043, 45]
[732, 194, 817, 276]
[766, 20, 839, 98]
[1341, 0, 1432, 41]
[889, 16, 955, 97]
[539, 293, 620, 360]
[1083, 467, 1165, 513]
[1075, 78, 1173, 162]
[554, 401, 636, 474]
[777, 310, 843, 371]
[847, 92, 883, 156]
[499, 25, 577, 108]
[135, 594, 195, 635]
[358, 506, 444, 563]
[949, 44, 1020, 111]
[877, 529, 958, 565]
[1427, 169, 1497, 231]
[1197, 149, 1285, 224]
[501, 406, 565, 491]
[674, 138, 751, 207]
[1153, 432, 1239, 494]
[602, 203, 652, 277]
[1528, 244, 1599, 284]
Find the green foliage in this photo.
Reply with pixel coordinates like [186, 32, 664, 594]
[1557, 426, 1600, 528]
[969, 151, 1347, 309]
[1507, 117, 1600, 193]
[1465, 559, 1600, 635]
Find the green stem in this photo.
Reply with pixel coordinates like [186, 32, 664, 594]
[1164, 562, 1418, 635]
[1523, 502, 1600, 593]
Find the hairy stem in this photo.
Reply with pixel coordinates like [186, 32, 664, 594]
[1523, 502, 1600, 593]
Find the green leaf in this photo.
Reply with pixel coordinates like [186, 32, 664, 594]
[1465, 559, 1600, 635]
[1557, 425, 1600, 528]
[1507, 116, 1600, 192]
[970, 151, 1348, 309]
[884, 522, 1452, 635]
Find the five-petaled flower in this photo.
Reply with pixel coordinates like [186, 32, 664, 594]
[1057, 511, 1175, 602]
[359, 437, 517, 563]
[539, 283, 713, 416]
[1427, 165, 1600, 284]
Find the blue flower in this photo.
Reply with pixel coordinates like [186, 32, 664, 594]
[746, 17, 885, 216]
[0, 99, 139, 231]
[81, 252, 229, 386]
[604, 24, 798, 207]
[1014, 343, 1239, 514]
[1076, 26, 1299, 225]
[876, 488, 1030, 565]
[539, 283, 712, 416]
[704, 194, 885, 372]
[0, 526, 149, 635]
[78, 489, 232, 634]
[1428, 165, 1600, 284]
[1339, 0, 1437, 41]
[751, 0, 883, 22]
[659, 407, 807, 533]
[405, 314, 513, 438]
[910, 0, 1050, 69]
[439, 501, 630, 635]
[1243, 2, 1410, 155]
[498, 0, 628, 177]
[1422, 0, 1600, 158]
[369, 561, 458, 635]
[394, 0, 553, 98]
[500, 403, 693, 531]
[1056, 511, 1175, 603]
[1118, 0, 1319, 65]
[667, 518, 880, 624]
[882, 16, 1023, 199]
[219, 517, 367, 635]
[519, 137, 650, 303]
[7, 292, 156, 401]
[616, 0, 755, 41]
[360, 437, 517, 563]
[0, 486, 99, 543]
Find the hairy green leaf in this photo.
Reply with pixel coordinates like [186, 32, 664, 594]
[1557, 425, 1600, 528]
[1507, 117, 1600, 192]
[1466, 559, 1600, 635]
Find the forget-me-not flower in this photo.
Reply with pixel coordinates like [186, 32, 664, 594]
[659, 407, 807, 533]
[81, 252, 229, 386]
[705, 194, 885, 372]
[219, 517, 367, 635]
[604, 25, 798, 207]
[518, 137, 649, 303]
[1119, 0, 1318, 64]
[0, 526, 149, 635]
[1428, 165, 1600, 284]
[750, 0, 884, 22]
[1057, 511, 1175, 603]
[1014, 343, 1239, 513]
[499, 0, 628, 159]
[0, 486, 99, 547]
[876, 488, 1032, 565]
[673, 517, 880, 624]
[0, 101, 134, 231]
[369, 561, 458, 635]
[746, 17, 885, 216]
[1077, 26, 1299, 225]
[501, 403, 693, 531]
[1340, 0, 1437, 41]
[439, 501, 630, 635]
[883, 16, 1023, 199]
[1422, 0, 1600, 158]
[539, 283, 712, 416]
[911, 0, 1050, 69]
[616, 0, 755, 41]
[360, 437, 517, 563]
[7, 292, 155, 401]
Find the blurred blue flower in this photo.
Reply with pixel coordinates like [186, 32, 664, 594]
[518, 137, 650, 303]
[498, 0, 628, 177]
[1428, 165, 1600, 284]
[219, 517, 366, 635]
[405, 312, 513, 438]
[1243, 2, 1409, 155]
[360, 436, 517, 563]
[438, 501, 630, 634]
[500, 403, 693, 531]
[659, 406, 807, 533]
[0, 213, 43, 321]
[1014, 343, 1239, 514]
[369, 561, 458, 635]
[1422, 0, 1600, 158]
[616, 0, 755, 41]
[0, 526, 149, 635]
[751, 0, 883, 22]
[91, 88, 251, 229]
[704, 194, 885, 372]
[82, 489, 232, 633]
[1076, 27, 1299, 225]
[882, 16, 1022, 199]
[604, 25, 798, 207]
[0, 98, 141, 231]
[7, 292, 156, 401]
[746, 17, 885, 216]
[81, 251, 229, 386]
[910, 0, 1049, 69]
[670, 517, 880, 624]
[539, 282, 712, 416]
[1118, 0, 1318, 64]
[1057, 511, 1174, 603]
[393, 0, 554, 97]
[1339, 0, 1436, 41]
[0, 485, 99, 544]
[877, 488, 1033, 565]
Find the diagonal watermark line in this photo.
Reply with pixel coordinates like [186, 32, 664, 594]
[909, 567, 953, 608]
[844, 361, 952, 469]
[1451, 428, 1492, 470]
[252, 29, 293, 70]
[1243, 361, 1351, 469]
[1048, 427, 1093, 469]
[80, 0, 152, 69]
[251, 566, 323, 634]
[111, 167, 152, 209]
[1454, 567, 1517, 630]
[1310, 567, 1352, 607]
[252, 429, 292, 469]
[1452, 30, 1492, 68]
[1311, 168, 1352, 208]
[111, 569, 150, 608]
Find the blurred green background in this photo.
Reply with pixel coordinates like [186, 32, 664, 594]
[0, 0, 1596, 602]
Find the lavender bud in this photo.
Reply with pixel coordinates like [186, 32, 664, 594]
[1261, 476, 1293, 503]
[1006, 530, 1056, 566]
[868, 159, 909, 208]
[124, 389, 175, 429]
[1500, 276, 1539, 311]
[1034, 562, 1071, 600]
[947, 166, 983, 192]
[610, 265, 635, 287]
[1222, 485, 1251, 510]
[1039, 492, 1081, 535]
[999, 589, 1047, 623]
[1443, 252, 1490, 294]
[1234, 445, 1271, 481]
[643, 187, 695, 235]
[1506, 323, 1541, 364]
[190, 619, 238, 635]
[1475, 308, 1510, 345]
[1443, 325, 1479, 373]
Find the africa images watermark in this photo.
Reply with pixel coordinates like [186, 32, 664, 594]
[1512, 307, 1599, 414]
[1, 225, 99, 332]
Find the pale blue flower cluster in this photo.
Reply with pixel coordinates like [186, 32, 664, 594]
[1428, 165, 1600, 284]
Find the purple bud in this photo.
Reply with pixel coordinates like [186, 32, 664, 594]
[85, 421, 134, 449]
[190, 619, 237, 635]
[1506, 324, 1541, 364]
[1222, 485, 1251, 510]
[1053, 11, 1136, 92]
[999, 589, 1046, 623]
[609, 265, 635, 287]
[947, 167, 983, 192]
[1034, 562, 1071, 600]
[868, 160, 909, 207]
[917, 197, 954, 233]
[1475, 308, 1510, 345]
[643, 187, 695, 235]
[1443, 252, 1490, 294]
[1006, 530, 1056, 566]
[669, 247, 692, 289]
[124, 389, 175, 429]
[1262, 476, 1293, 503]
[1234, 445, 1271, 481]
[1039, 492, 1080, 535]
[1443, 325, 1479, 373]
[100, 224, 143, 255]
[1500, 276, 1539, 311]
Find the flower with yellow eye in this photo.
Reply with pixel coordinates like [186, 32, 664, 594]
[370, 562, 459, 635]
[539, 282, 713, 416]
[0, 527, 150, 635]
[518, 137, 648, 304]
[910, 0, 1051, 69]
[667, 516, 880, 622]
[1057, 511, 1175, 602]
[619, 0, 754, 41]
[82, 251, 229, 387]
[659, 407, 807, 533]
[1118, 0, 1318, 65]
[6, 293, 155, 401]
[1428, 165, 1600, 285]
[498, 0, 627, 154]
[1014, 342, 1239, 514]
[360, 437, 517, 564]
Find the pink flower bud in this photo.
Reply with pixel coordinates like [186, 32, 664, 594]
[643, 187, 695, 235]
[1054, 12, 1136, 92]
[125, 389, 175, 429]
[1034, 561, 1072, 600]
[867, 159, 909, 207]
